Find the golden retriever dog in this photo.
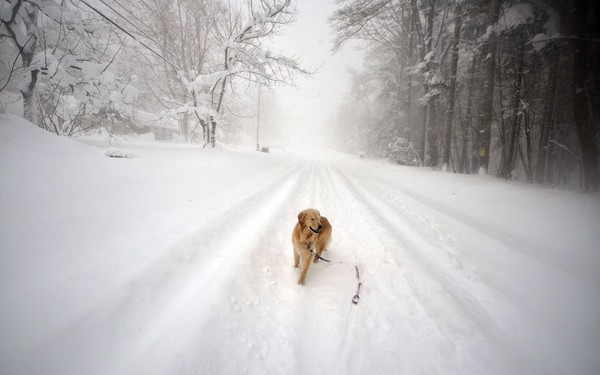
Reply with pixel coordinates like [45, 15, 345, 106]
[292, 208, 332, 285]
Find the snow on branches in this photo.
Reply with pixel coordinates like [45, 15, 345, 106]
[211, 0, 305, 88]
[189, 0, 308, 146]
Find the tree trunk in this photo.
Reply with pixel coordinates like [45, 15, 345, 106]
[495, 58, 506, 176]
[466, 54, 478, 174]
[443, 4, 462, 171]
[210, 116, 217, 146]
[500, 35, 526, 179]
[18, 6, 39, 124]
[570, 0, 599, 192]
[535, 56, 559, 183]
[477, 0, 501, 174]
[213, 46, 230, 148]
[192, 90, 207, 143]
[181, 112, 189, 142]
[199, 118, 207, 143]
[395, 53, 404, 136]
[522, 111, 534, 183]
[428, 102, 439, 166]
[417, 0, 435, 166]
[21, 66, 39, 124]
[407, 14, 415, 143]
[212, 75, 227, 147]
[420, 106, 428, 165]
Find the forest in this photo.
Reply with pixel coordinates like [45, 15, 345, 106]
[330, 0, 600, 192]
[1, 0, 599, 192]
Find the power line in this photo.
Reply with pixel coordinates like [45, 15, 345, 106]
[104, 0, 186, 68]
[110, 0, 154, 30]
[96, 0, 186, 69]
[79, 0, 182, 71]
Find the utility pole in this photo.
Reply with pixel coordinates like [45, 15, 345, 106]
[256, 86, 261, 151]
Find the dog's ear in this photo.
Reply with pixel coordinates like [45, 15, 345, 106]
[298, 210, 306, 225]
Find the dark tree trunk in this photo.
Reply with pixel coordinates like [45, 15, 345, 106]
[477, 0, 501, 174]
[570, 0, 599, 192]
[407, 13, 415, 143]
[420, 106, 428, 165]
[21, 66, 39, 123]
[535, 56, 559, 183]
[418, 0, 435, 166]
[428, 102, 439, 166]
[522, 111, 534, 183]
[467, 55, 478, 174]
[15, 7, 39, 124]
[443, 4, 462, 171]
[210, 116, 217, 146]
[411, 0, 435, 166]
[500, 35, 526, 179]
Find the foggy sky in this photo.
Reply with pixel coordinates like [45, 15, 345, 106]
[265, 0, 364, 150]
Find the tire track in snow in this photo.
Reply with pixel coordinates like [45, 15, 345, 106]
[317, 163, 397, 375]
[194, 159, 389, 375]
[217, 159, 363, 375]
[291, 160, 430, 374]
[117, 161, 313, 375]
[319, 163, 463, 374]
[335, 159, 592, 286]
[287, 161, 366, 375]
[333, 162, 600, 375]
[35, 158, 308, 375]
[329, 164, 533, 374]
[192, 159, 376, 375]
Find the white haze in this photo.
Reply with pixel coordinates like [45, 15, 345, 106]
[261, 0, 364, 151]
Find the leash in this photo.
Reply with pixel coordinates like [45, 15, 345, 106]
[352, 265, 362, 305]
[307, 243, 331, 263]
[307, 244, 362, 305]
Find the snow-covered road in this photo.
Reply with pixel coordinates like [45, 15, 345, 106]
[1, 116, 599, 374]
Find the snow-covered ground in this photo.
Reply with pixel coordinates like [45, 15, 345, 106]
[1, 114, 599, 375]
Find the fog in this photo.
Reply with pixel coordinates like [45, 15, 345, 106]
[259, 0, 364, 151]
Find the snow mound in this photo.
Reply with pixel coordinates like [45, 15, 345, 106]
[105, 149, 135, 158]
[0, 114, 103, 161]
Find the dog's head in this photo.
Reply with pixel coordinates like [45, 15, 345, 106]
[298, 208, 323, 234]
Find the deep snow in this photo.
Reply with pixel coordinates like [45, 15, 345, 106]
[1, 114, 599, 375]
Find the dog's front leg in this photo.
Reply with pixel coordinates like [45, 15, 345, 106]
[297, 249, 313, 285]
[313, 246, 322, 263]
[293, 247, 300, 268]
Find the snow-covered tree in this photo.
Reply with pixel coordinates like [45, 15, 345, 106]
[115, 0, 310, 147]
[331, 0, 600, 191]
[1, 1, 138, 136]
[1, 0, 67, 122]
[197, 0, 310, 146]
[122, 0, 224, 143]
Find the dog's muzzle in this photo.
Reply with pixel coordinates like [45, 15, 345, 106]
[310, 225, 322, 234]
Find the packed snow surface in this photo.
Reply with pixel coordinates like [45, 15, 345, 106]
[1, 114, 599, 375]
